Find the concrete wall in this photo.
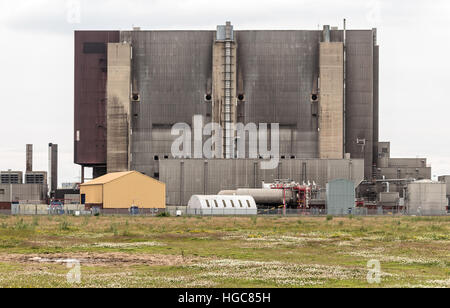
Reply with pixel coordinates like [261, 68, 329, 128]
[107, 42, 131, 173]
[344, 30, 376, 179]
[438, 176, 450, 197]
[388, 158, 427, 168]
[319, 42, 344, 159]
[74, 31, 120, 168]
[378, 167, 431, 180]
[121, 30, 214, 178]
[0, 184, 47, 203]
[160, 158, 364, 205]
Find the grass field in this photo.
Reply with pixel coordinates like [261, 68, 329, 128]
[0, 215, 448, 288]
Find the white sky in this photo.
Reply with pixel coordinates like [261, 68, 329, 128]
[0, 0, 449, 184]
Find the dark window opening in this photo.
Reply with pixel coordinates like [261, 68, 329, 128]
[154, 156, 159, 161]
[205, 94, 212, 101]
[83, 42, 106, 54]
[238, 94, 245, 101]
[164, 155, 169, 159]
[291, 156, 296, 159]
[311, 94, 318, 101]
[154, 173, 160, 179]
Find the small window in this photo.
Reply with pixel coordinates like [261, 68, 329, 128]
[83, 42, 106, 54]
[214, 200, 219, 208]
[239, 200, 243, 208]
[246, 200, 251, 208]
[382, 148, 388, 153]
[231, 200, 235, 208]
[164, 155, 169, 159]
[154, 156, 159, 161]
[222, 200, 227, 208]
[206, 200, 211, 208]
[0, 189, 4, 195]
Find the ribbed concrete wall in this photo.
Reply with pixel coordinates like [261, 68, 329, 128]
[160, 159, 364, 205]
[122, 31, 214, 177]
[0, 184, 47, 203]
[236, 31, 321, 159]
[74, 31, 120, 168]
[345, 30, 375, 179]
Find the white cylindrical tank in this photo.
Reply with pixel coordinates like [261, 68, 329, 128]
[219, 189, 293, 205]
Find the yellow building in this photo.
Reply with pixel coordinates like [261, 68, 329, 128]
[80, 171, 166, 209]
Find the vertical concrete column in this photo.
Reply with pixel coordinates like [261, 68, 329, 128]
[212, 22, 237, 158]
[319, 42, 344, 159]
[107, 42, 132, 173]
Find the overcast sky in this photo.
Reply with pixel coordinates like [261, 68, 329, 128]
[0, 0, 449, 184]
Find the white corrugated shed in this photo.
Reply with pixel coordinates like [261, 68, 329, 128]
[187, 195, 257, 216]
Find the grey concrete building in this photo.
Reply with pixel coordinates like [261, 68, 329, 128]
[74, 22, 433, 205]
[25, 172, 47, 185]
[0, 171, 23, 184]
[0, 184, 48, 204]
[75, 22, 378, 177]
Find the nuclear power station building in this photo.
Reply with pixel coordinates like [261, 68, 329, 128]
[74, 22, 432, 206]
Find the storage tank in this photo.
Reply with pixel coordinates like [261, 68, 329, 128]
[406, 180, 447, 216]
[219, 189, 294, 205]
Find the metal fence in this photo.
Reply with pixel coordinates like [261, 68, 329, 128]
[0, 206, 448, 217]
[184, 209, 258, 216]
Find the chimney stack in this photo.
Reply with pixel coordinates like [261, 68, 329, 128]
[26, 144, 33, 172]
[48, 143, 58, 196]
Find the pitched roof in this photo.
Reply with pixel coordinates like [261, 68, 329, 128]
[80, 171, 135, 186]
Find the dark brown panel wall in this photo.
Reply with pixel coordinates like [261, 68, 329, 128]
[74, 31, 120, 166]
